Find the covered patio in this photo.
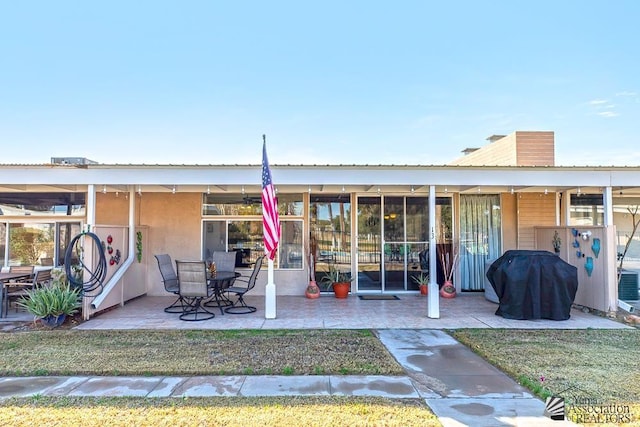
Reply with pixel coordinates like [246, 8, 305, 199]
[70, 293, 629, 330]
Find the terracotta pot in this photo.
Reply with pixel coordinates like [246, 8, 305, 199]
[419, 284, 428, 295]
[305, 281, 320, 299]
[439, 281, 456, 298]
[331, 282, 350, 298]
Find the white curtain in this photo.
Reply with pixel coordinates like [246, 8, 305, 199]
[459, 195, 502, 291]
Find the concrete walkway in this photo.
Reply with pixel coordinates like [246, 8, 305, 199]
[377, 329, 577, 426]
[0, 329, 578, 426]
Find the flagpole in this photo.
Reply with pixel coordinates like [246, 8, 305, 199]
[262, 134, 277, 319]
[265, 258, 276, 319]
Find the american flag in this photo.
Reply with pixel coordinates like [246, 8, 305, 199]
[262, 137, 280, 260]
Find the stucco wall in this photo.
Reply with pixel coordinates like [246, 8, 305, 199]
[96, 192, 307, 297]
[96, 193, 130, 225]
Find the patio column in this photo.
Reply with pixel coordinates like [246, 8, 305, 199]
[428, 185, 439, 318]
[562, 190, 571, 226]
[603, 186, 613, 226]
[86, 184, 96, 230]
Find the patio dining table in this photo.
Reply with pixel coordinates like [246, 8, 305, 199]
[1, 272, 35, 318]
[205, 271, 238, 315]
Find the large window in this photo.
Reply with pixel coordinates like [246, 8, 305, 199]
[9, 223, 54, 266]
[570, 194, 603, 226]
[202, 193, 303, 270]
[203, 220, 303, 269]
[2, 221, 82, 267]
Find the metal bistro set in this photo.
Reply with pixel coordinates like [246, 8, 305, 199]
[154, 252, 264, 321]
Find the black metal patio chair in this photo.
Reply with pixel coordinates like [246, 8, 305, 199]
[154, 254, 184, 313]
[224, 255, 265, 314]
[175, 260, 216, 321]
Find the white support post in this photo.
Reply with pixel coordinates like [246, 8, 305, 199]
[265, 258, 276, 319]
[563, 190, 571, 226]
[603, 186, 613, 226]
[86, 184, 96, 230]
[428, 185, 440, 318]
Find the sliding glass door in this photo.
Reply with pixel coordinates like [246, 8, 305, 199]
[309, 194, 352, 290]
[356, 197, 382, 291]
[356, 196, 430, 293]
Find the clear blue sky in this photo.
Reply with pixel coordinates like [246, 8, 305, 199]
[1, 1, 638, 166]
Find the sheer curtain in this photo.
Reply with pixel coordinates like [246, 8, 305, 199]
[459, 195, 502, 291]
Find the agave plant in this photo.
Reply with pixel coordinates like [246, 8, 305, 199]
[320, 264, 353, 290]
[18, 276, 81, 319]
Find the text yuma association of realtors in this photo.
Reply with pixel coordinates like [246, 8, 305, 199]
[568, 400, 632, 424]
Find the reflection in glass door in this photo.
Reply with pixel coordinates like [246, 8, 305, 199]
[356, 197, 382, 291]
[384, 197, 429, 292]
[356, 196, 430, 293]
[384, 197, 405, 291]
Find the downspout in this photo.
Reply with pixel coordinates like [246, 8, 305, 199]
[82, 185, 97, 320]
[90, 186, 136, 310]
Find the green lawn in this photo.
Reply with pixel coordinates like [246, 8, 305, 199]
[2, 327, 639, 426]
[0, 329, 437, 425]
[452, 328, 640, 426]
[0, 329, 404, 376]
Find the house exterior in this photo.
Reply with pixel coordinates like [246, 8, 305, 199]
[1, 131, 638, 319]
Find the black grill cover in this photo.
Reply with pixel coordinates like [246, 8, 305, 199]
[486, 250, 578, 320]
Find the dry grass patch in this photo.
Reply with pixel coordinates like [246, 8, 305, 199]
[451, 328, 640, 424]
[0, 329, 404, 376]
[0, 396, 439, 427]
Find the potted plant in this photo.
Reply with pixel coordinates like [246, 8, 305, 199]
[305, 251, 320, 299]
[18, 268, 81, 328]
[411, 273, 429, 295]
[320, 264, 353, 298]
[305, 235, 320, 298]
[439, 242, 458, 298]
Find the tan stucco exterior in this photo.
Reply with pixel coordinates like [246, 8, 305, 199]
[95, 192, 306, 298]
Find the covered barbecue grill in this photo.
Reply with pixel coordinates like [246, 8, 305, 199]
[486, 250, 578, 320]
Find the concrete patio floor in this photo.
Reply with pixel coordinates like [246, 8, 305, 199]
[72, 292, 630, 330]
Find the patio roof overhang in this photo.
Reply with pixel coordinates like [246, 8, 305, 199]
[1, 163, 640, 195]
